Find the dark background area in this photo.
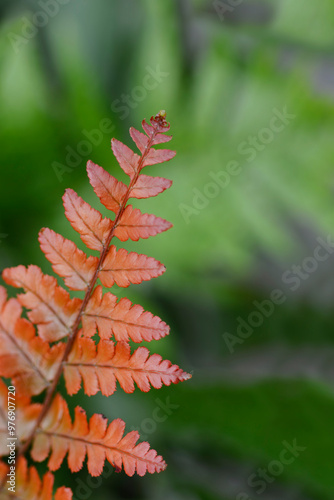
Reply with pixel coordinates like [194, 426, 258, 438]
[1, 1, 334, 499]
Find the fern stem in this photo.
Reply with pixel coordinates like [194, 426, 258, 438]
[18, 118, 163, 458]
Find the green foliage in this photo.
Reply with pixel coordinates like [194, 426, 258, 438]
[1, 1, 334, 498]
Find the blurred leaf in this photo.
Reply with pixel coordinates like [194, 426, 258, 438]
[166, 380, 334, 497]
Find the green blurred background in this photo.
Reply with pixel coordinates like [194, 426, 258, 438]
[1, 1, 334, 499]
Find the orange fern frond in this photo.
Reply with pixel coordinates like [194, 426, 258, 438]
[115, 205, 172, 241]
[2, 265, 82, 342]
[141, 117, 173, 144]
[82, 285, 169, 341]
[31, 395, 166, 477]
[130, 174, 172, 199]
[111, 138, 141, 178]
[143, 146, 176, 166]
[38, 229, 99, 291]
[129, 123, 172, 151]
[0, 111, 190, 496]
[99, 245, 165, 288]
[86, 161, 127, 213]
[0, 286, 64, 395]
[111, 131, 175, 177]
[63, 337, 191, 396]
[63, 188, 113, 251]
